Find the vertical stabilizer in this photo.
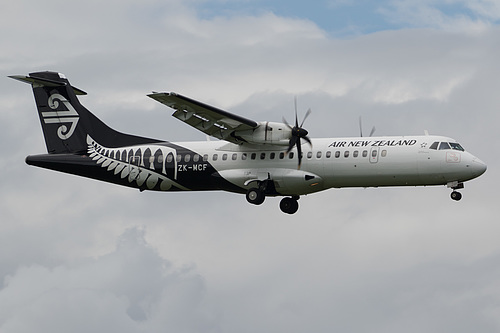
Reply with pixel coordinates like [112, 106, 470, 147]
[10, 71, 161, 154]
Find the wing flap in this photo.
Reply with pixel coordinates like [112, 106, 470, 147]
[148, 92, 258, 144]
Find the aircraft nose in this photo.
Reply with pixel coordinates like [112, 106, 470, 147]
[470, 157, 487, 178]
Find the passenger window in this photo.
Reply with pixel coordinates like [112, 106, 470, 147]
[270, 152, 276, 159]
[176, 154, 182, 162]
[184, 154, 191, 162]
[193, 154, 199, 162]
[317, 151, 322, 158]
[279, 152, 285, 159]
[326, 151, 331, 158]
[260, 153, 266, 160]
[242, 153, 247, 160]
[232, 153, 237, 161]
[362, 150, 368, 157]
[251, 153, 256, 160]
[167, 154, 174, 163]
[372, 150, 377, 157]
[381, 150, 387, 157]
[213, 154, 218, 161]
[344, 151, 349, 158]
[222, 154, 227, 161]
[353, 151, 358, 158]
[307, 151, 313, 159]
[289, 152, 294, 158]
[203, 154, 208, 162]
[335, 151, 340, 158]
[439, 142, 450, 150]
[429, 142, 439, 150]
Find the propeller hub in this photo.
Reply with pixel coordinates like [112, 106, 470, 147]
[283, 100, 313, 169]
[293, 127, 308, 137]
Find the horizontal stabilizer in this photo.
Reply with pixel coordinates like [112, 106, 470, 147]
[9, 74, 87, 95]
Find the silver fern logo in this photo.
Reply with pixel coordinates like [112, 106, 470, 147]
[42, 93, 79, 140]
[86, 135, 188, 191]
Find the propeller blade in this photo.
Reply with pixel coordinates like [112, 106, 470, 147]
[296, 138, 303, 169]
[294, 97, 299, 128]
[300, 108, 311, 127]
[359, 116, 376, 137]
[284, 97, 313, 169]
[286, 136, 298, 154]
[283, 117, 292, 130]
[303, 136, 312, 147]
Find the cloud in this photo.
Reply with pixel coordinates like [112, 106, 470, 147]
[0, 227, 216, 332]
[380, 0, 500, 33]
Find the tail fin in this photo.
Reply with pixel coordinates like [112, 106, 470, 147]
[10, 71, 161, 154]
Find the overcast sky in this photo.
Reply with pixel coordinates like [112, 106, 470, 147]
[0, 0, 498, 332]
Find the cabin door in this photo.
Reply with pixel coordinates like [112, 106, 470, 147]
[369, 147, 379, 163]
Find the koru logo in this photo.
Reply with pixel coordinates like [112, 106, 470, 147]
[41, 93, 79, 140]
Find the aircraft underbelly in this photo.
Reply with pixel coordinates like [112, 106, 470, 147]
[327, 151, 427, 188]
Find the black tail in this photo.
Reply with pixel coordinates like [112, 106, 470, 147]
[10, 71, 161, 154]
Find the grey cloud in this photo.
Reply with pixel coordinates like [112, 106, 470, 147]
[0, 227, 216, 332]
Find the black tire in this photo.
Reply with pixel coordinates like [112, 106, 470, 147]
[451, 191, 462, 201]
[246, 188, 265, 205]
[280, 197, 299, 214]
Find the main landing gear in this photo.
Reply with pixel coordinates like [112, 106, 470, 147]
[246, 187, 265, 205]
[280, 196, 299, 214]
[245, 182, 300, 214]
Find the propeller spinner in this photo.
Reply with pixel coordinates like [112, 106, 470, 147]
[283, 98, 312, 169]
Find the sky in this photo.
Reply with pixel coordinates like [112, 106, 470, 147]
[0, 0, 498, 332]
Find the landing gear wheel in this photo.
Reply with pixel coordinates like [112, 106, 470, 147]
[246, 188, 265, 205]
[451, 191, 462, 201]
[280, 197, 299, 214]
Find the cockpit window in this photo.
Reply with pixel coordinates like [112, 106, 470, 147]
[449, 142, 465, 151]
[431, 141, 465, 151]
[439, 142, 451, 150]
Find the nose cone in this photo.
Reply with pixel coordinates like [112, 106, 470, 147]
[470, 157, 487, 178]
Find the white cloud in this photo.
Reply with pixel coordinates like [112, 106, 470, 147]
[381, 0, 500, 33]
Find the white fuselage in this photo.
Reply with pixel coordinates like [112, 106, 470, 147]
[169, 134, 486, 195]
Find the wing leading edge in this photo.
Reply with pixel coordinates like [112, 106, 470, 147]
[148, 92, 259, 144]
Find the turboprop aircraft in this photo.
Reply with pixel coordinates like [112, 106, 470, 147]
[10, 71, 487, 214]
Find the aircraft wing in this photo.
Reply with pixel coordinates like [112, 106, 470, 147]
[148, 92, 258, 144]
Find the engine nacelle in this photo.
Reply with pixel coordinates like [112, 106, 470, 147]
[234, 121, 291, 145]
[219, 168, 324, 196]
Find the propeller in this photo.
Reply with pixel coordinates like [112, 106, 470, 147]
[283, 97, 312, 169]
[359, 116, 376, 137]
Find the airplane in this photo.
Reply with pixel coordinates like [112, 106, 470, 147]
[10, 71, 487, 214]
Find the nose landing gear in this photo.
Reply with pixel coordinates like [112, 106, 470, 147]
[451, 191, 462, 201]
[448, 181, 464, 201]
